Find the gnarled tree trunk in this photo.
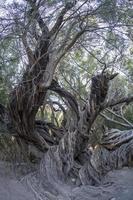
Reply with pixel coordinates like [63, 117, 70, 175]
[2, 1, 133, 199]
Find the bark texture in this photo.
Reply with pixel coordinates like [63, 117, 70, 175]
[20, 128, 133, 200]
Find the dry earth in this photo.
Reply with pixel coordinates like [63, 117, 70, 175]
[0, 162, 133, 200]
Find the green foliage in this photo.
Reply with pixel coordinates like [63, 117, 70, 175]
[98, 0, 117, 23]
[0, 38, 19, 105]
[58, 48, 99, 103]
[124, 105, 133, 124]
[106, 31, 125, 50]
[124, 58, 133, 81]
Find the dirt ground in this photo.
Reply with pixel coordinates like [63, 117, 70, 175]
[0, 161, 133, 200]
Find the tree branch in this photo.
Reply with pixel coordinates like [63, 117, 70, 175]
[50, 2, 76, 37]
[56, 29, 85, 66]
[21, 33, 35, 65]
[106, 96, 133, 108]
[25, 0, 49, 35]
[100, 113, 133, 129]
[105, 108, 133, 127]
[101, 129, 133, 148]
[49, 80, 79, 119]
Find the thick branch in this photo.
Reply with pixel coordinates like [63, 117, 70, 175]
[49, 80, 79, 119]
[74, 72, 120, 158]
[50, 2, 76, 37]
[101, 129, 133, 149]
[25, 0, 50, 70]
[25, 0, 49, 34]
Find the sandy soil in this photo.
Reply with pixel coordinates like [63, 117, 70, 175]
[0, 161, 133, 200]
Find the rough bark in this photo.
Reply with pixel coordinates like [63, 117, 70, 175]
[21, 128, 133, 199]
